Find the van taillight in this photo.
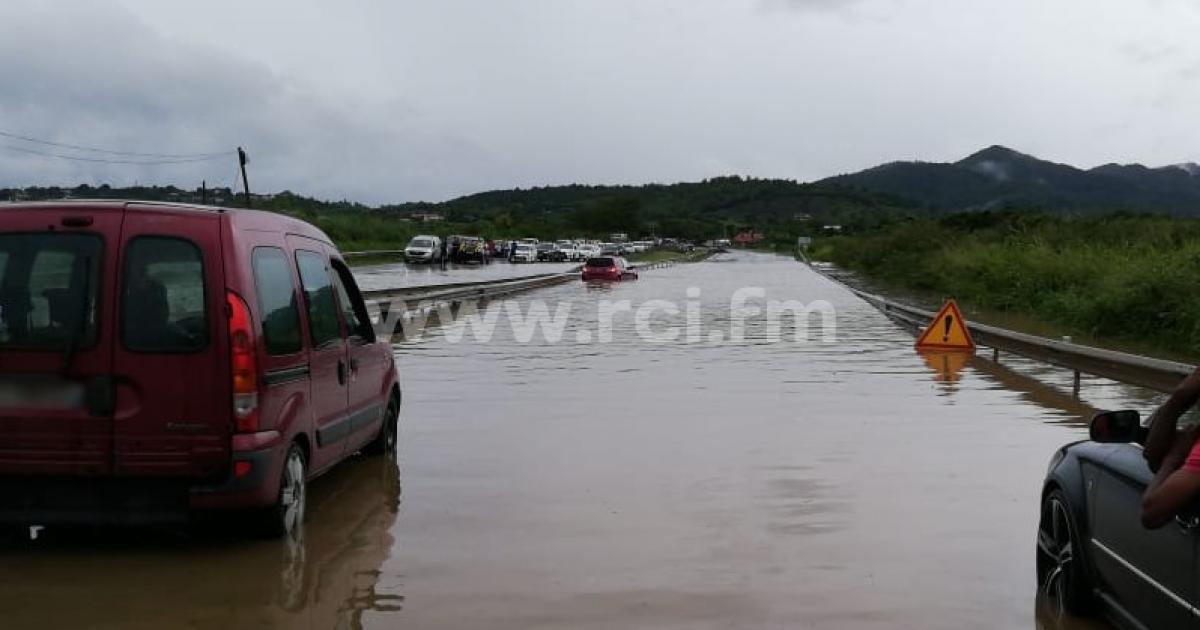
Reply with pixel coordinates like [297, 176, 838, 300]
[227, 290, 260, 432]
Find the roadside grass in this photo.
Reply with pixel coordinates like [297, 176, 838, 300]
[811, 212, 1200, 359]
[628, 249, 685, 263]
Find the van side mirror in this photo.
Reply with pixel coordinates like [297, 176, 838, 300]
[1090, 410, 1145, 444]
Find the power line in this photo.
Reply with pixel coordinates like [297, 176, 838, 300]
[0, 129, 228, 159]
[1, 143, 229, 166]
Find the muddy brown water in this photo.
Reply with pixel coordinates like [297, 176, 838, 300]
[0, 251, 1160, 629]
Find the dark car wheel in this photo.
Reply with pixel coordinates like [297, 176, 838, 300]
[364, 398, 399, 455]
[1037, 489, 1094, 617]
[256, 444, 307, 538]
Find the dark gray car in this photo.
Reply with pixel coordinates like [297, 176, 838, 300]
[1039, 410, 1200, 628]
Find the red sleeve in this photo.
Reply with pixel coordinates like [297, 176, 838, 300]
[1184, 438, 1200, 473]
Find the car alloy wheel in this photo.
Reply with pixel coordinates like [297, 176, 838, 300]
[1037, 490, 1091, 616]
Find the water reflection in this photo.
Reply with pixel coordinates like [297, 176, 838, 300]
[0, 455, 402, 630]
[0, 251, 1139, 630]
[919, 350, 971, 386]
[1034, 596, 1111, 630]
[390, 251, 1126, 629]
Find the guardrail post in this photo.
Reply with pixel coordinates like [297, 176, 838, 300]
[1072, 370, 1081, 398]
[992, 347, 999, 362]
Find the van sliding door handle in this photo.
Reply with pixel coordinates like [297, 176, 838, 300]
[337, 360, 347, 385]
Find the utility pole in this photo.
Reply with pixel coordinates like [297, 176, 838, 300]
[237, 147, 251, 208]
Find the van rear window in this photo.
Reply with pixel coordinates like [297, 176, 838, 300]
[0, 233, 102, 351]
[121, 237, 208, 353]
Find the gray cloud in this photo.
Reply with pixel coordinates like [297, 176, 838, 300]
[0, 1, 511, 203]
[760, 0, 866, 10]
[2, 0, 1200, 203]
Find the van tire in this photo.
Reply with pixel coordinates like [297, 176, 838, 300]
[257, 444, 307, 538]
[364, 399, 398, 455]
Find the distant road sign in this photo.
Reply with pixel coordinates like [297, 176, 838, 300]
[916, 299, 976, 351]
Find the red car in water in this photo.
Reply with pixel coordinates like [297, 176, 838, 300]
[0, 201, 401, 537]
[581, 256, 638, 282]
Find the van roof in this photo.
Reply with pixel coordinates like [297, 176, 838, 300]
[0, 200, 334, 245]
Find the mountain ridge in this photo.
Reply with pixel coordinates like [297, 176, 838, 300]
[817, 145, 1200, 214]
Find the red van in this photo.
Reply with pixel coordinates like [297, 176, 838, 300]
[0, 201, 400, 536]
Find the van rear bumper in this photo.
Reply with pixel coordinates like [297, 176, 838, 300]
[0, 437, 284, 524]
[189, 446, 278, 510]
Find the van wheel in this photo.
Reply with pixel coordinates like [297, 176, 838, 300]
[365, 399, 399, 455]
[258, 444, 307, 538]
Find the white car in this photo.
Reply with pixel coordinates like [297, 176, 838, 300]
[510, 243, 538, 263]
[556, 241, 580, 261]
[578, 244, 601, 259]
[405, 235, 443, 263]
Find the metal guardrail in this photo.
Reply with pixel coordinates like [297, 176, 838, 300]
[361, 269, 574, 301]
[809, 263, 1193, 394]
[365, 270, 578, 310]
[342, 250, 406, 259]
[362, 250, 717, 339]
[628, 249, 718, 271]
[363, 271, 579, 340]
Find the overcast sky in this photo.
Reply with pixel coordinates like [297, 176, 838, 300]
[1, 0, 1198, 204]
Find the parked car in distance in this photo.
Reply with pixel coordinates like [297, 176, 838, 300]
[404, 235, 442, 264]
[535, 242, 557, 262]
[577, 244, 602, 259]
[600, 243, 620, 256]
[510, 243, 538, 263]
[453, 236, 490, 265]
[1038, 409, 1200, 629]
[556, 241, 580, 261]
[582, 256, 638, 281]
[0, 201, 401, 538]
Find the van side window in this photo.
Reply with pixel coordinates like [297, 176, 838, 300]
[251, 248, 302, 355]
[121, 236, 208, 353]
[295, 251, 341, 346]
[330, 260, 374, 342]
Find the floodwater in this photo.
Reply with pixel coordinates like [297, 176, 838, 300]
[353, 259, 577, 292]
[0, 251, 1156, 629]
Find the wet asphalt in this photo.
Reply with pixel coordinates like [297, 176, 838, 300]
[0, 251, 1148, 629]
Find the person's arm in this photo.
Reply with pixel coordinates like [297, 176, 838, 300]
[1144, 366, 1200, 472]
[1141, 427, 1200, 529]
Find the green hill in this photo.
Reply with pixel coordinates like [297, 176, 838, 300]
[2, 179, 915, 250]
[820, 145, 1200, 214]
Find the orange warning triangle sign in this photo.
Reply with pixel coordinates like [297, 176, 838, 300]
[915, 299, 976, 350]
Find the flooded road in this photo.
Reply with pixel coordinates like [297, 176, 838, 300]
[0, 251, 1154, 629]
[352, 259, 577, 292]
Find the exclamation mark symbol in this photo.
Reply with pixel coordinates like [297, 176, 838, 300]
[942, 315, 953, 343]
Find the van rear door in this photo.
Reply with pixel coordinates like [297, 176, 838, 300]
[111, 206, 228, 478]
[0, 206, 120, 476]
